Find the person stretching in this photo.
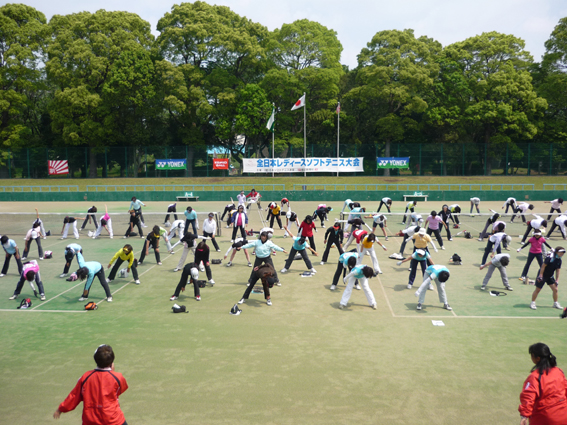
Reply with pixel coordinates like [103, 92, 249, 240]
[107, 244, 140, 285]
[238, 263, 277, 306]
[517, 231, 552, 282]
[321, 222, 344, 265]
[8, 260, 45, 301]
[425, 211, 447, 250]
[138, 226, 162, 266]
[530, 247, 565, 310]
[480, 253, 513, 291]
[544, 198, 564, 221]
[75, 252, 112, 302]
[338, 265, 377, 310]
[170, 262, 201, 301]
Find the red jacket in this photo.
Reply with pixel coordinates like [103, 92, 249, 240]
[59, 369, 128, 425]
[298, 221, 316, 237]
[519, 367, 567, 425]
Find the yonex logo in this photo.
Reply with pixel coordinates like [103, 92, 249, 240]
[379, 160, 388, 166]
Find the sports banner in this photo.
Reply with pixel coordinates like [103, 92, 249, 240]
[377, 157, 410, 169]
[243, 157, 364, 173]
[212, 158, 229, 170]
[155, 159, 186, 170]
[48, 160, 69, 175]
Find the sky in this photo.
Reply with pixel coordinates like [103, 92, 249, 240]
[12, 0, 567, 68]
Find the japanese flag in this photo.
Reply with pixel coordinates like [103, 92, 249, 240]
[291, 94, 305, 111]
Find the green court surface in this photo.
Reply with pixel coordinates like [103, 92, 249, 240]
[1, 200, 566, 424]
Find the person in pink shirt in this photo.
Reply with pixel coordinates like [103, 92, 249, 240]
[8, 260, 45, 301]
[517, 231, 552, 281]
[425, 211, 448, 250]
[231, 205, 248, 241]
[93, 205, 113, 239]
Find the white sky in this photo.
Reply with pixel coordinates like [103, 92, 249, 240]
[11, 0, 567, 68]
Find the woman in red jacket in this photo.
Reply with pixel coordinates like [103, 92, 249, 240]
[298, 215, 317, 251]
[519, 342, 567, 425]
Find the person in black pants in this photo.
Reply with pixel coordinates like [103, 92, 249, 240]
[107, 244, 139, 284]
[124, 210, 143, 238]
[22, 223, 44, 260]
[1, 235, 23, 277]
[231, 205, 248, 241]
[439, 205, 453, 241]
[138, 226, 161, 265]
[80, 206, 98, 230]
[321, 222, 344, 264]
[164, 203, 178, 225]
[169, 262, 201, 301]
[194, 241, 214, 285]
[377, 197, 392, 213]
[61, 244, 82, 277]
[238, 263, 276, 306]
[312, 205, 332, 227]
[221, 203, 236, 221]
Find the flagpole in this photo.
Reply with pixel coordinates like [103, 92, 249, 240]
[303, 92, 306, 178]
[337, 101, 340, 177]
[272, 103, 275, 179]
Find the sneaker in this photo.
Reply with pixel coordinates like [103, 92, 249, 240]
[519, 276, 526, 281]
[60, 237, 66, 240]
[338, 304, 345, 309]
[59, 273, 67, 278]
[441, 246, 445, 250]
[8, 294, 17, 300]
[443, 303, 452, 311]
[135, 280, 140, 285]
[40, 294, 46, 301]
[355, 284, 361, 290]
[173, 268, 180, 272]
[248, 262, 252, 267]
[330, 285, 336, 291]
[79, 296, 87, 301]
[385, 236, 389, 241]
[276, 281, 281, 287]
[238, 298, 246, 304]
[371, 303, 377, 310]
[530, 302, 537, 310]
[158, 262, 162, 265]
[107, 297, 113, 302]
[138, 261, 143, 266]
[209, 279, 215, 286]
[553, 302, 563, 309]
[320, 261, 325, 265]
[169, 251, 174, 254]
[311, 268, 317, 273]
[266, 299, 272, 306]
[477, 238, 483, 242]
[216, 249, 221, 252]
[106, 278, 111, 284]
[142, 224, 148, 228]
[414, 290, 420, 297]
[280, 268, 288, 273]
[416, 303, 422, 310]
[170, 295, 178, 301]
[449, 238, 453, 241]
[0, 273, 4, 277]
[21, 257, 27, 261]
[407, 284, 412, 289]
[505, 286, 513, 291]
[377, 270, 383, 274]
[480, 286, 486, 290]
[39, 257, 44, 260]
[428, 284, 434, 291]
[227, 262, 232, 267]
[196, 296, 201, 301]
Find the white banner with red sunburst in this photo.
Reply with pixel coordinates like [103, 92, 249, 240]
[48, 160, 69, 175]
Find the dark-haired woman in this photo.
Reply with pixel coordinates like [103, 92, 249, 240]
[517, 231, 552, 282]
[414, 265, 451, 311]
[138, 226, 161, 266]
[80, 205, 98, 231]
[60, 216, 85, 240]
[519, 342, 567, 425]
[75, 252, 112, 302]
[530, 247, 565, 310]
[8, 260, 45, 301]
[298, 215, 317, 251]
[545, 198, 564, 221]
[107, 244, 140, 285]
[338, 265, 377, 310]
[195, 241, 214, 285]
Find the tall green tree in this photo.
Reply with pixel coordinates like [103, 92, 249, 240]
[345, 29, 440, 175]
[46, 10, 154, 177]
[0, 4, 47, 175]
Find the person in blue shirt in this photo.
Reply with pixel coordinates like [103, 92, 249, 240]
[530, 247, 565, 310]
[184, 206, 199, 235]
[0, 235, 23, 277]
[338, 265, 376, 310]
[280, 229, 318, 274]
[239, 230, 286, 285]
[330, 250, 358, 291]
[396, 248, 434, 289]
[414, 265, 451, 311]
[128, 197, 146, 227]
[60, 243, 82, 278]
[75, 252, 112, 302]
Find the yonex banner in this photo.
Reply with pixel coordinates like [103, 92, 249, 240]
[243, 157, 364, 173]
[156, 159, 186, 170]
[377, 157, 410, 169]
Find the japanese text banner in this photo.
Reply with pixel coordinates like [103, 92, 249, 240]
[243, 157, 364, 173]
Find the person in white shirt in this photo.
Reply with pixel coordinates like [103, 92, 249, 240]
[480, 253, 513, 291]
[547, 215, 567, 240]
[236, 191, 247, 207]
[365, 213, 388, 240]
[502, 197, 517, 214]
[481, 227, 510, 264]
[202, 213, 220, 251]
[511, 202, 534, 223]
[377, 197, 392, 213]
[470, 197, 481, 215]
[521, 215, 548, 244]
[167, 220, 185, 240]
[545, 198, 564, 221]
[389, 225, 421, 260]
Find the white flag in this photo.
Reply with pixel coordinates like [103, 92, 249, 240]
[266, 107, 275, 132]
[291, 94, 305, 111]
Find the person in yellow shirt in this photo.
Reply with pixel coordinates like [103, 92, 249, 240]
[265, 202, 283, 229]
[107, 244, 140, 284]
[412, 228, 439, 255]
[356, 231, 387, 276]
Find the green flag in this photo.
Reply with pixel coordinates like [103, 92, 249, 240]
[266, 107, 275, 133]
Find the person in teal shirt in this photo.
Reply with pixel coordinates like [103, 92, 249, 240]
[75, 252, 112, 302]
[331, 251, 358, 291]
[184, 206, 198, 235]
[128, 197, 146, 227]
[414, 265, 451, 311]
[280, 229, 318, 274]
[339, 265, 376, 310]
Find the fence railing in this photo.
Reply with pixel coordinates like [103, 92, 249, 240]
[0, 185, 79, 192]
[293, 183, 536, 191]
[543, 184, 567, 190]
[86, 184, 285, 192]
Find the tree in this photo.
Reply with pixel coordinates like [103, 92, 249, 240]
[444, 32, 547, 174]
[345, 29, 440, 175]
[0, 4, 47, 176]
[46, 10, 155, 177]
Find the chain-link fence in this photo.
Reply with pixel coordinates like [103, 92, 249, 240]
[0, 142, 564, 178]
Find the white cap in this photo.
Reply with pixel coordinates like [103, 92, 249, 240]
[418, 228, 426, 235]
[416, 249, 426, 256]
[191, 268, 199, 280]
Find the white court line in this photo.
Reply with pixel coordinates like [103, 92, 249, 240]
[0, 309, 85, 313]
[395, 314, 561, 320]
[29, 281, 85, 311]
